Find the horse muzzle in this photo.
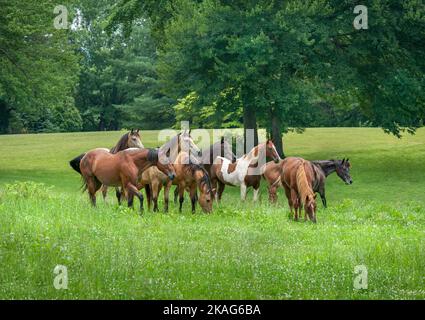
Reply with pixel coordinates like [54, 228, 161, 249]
[168, 173, 176, 181]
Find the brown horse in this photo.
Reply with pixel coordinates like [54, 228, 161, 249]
[280, 157, 317, 222]
[210, 139, 280, 202]
[173, 136, 236, 204]
[79, 146, 175, 212]
[263, 158, 352, 207]
[69, 129, 144, 203]
[139, 151, 213, 213]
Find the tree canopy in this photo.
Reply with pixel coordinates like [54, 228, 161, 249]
[1, 0, 424, 153]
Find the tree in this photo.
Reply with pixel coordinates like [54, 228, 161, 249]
[0, 0, 81, 133]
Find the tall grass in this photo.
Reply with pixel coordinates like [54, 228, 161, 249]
[0, 128, 424, 299]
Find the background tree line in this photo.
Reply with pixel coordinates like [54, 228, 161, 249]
[1, 0, 424, 155]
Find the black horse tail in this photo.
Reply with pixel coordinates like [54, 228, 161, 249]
[145, 184, 152, 210]
[69, 153, 86, 175]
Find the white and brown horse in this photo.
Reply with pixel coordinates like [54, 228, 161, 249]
[210, 139, 280, 201]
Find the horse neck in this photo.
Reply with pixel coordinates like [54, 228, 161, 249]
[110, 134, 129, 154]
[243, 144, 263, 164]
[194, 170, 209, 193]
[312, 160, 336, 177]
[130, 150, 153, 170]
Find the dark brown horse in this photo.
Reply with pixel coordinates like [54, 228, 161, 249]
[280, 157, 317, 222]
[310, 159, 352, 207]
[78, 146, 175, 211]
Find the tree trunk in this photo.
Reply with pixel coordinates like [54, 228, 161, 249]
[271, 114, 284, 158]
[241, 87, 258, 153]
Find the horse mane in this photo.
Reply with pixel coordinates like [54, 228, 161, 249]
[147, 148, 158, 164]
[296, 160, 315, 206]
[185, 162, 212, 192]
[110, 132, 130, 154]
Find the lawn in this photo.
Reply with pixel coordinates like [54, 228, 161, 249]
[0, 128, 424, 299]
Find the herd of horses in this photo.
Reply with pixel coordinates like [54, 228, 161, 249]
[69, 130, 352, 223]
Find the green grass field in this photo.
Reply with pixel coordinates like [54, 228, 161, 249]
[0, 128, 424, 299]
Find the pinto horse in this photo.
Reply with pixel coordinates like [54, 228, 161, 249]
[280, 157, 317, 222]
[140, 151, 213, 213]
[210, 139, 280, 201]
[79, 146, 175, 211]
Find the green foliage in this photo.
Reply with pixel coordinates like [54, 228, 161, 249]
[0, 0, 80, 133]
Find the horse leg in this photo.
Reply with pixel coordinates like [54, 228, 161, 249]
[320, 189, 327, 208]
[174, 186, 179, 204]
[269, 184, 278, 203]
[152, 181, 160, 213]
[101, 185, 108, 201]
[178, 185, 185, 213]
[190, 184, 197, 214]
[211, 178, 219, 203]
[164, 181, 172, 213]
[217, 180, 225, 202]
[115, 187, 123, 205]
[126, 183, 144, 212]
[253, 187, 260, 202]
[240, 183, 247, 201]
[290, 189, 299, 221]
[86, 176, 101, 207]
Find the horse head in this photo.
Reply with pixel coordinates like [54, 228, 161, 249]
[305, 193, 317, 223]
[265, 139, 281, 163]
[128, 129, 144, 149]
[336, 158, 353, 185]
[180, 130, 202, 157]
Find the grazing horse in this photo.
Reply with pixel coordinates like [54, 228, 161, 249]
[263, 158, 352, 207]
[280, 157, 317, 222]
[79, 146, 175, 211]
[140, 151, 213, 213]
[210, 139, 280, 201]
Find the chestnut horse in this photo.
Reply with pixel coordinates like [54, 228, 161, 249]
[263, 158, 352, 207]
[210, 139, 280, 201]
[69, 129, 144, 203]
[173, 136, 236, 203]
[79, 146, 175, 212]
[280, 157, 317, 222]
[140, 151, 213, 213]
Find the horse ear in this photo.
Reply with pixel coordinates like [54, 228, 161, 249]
[131, 129, 134, 134]
[136, 129, 139, 133]
[341, 158, 345, 164]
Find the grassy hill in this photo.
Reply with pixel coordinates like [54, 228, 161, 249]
[0, 128, 424, 299]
